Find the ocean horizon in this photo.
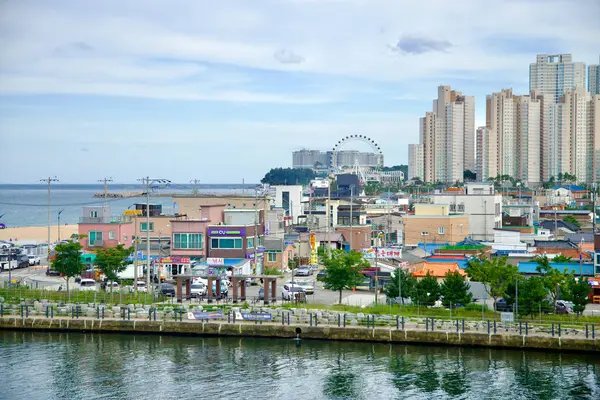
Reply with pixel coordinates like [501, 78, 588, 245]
[0, 183, 261, 227]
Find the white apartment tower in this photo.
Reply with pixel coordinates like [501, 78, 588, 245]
[410, 85, 475, 184]
[529, 54, 586, 102]
[530, 54, 587, 182]
[407, 144, 424, 180]
[590, 57, 600, 95]
[476, 127, 491, 180]
[482, 89, 542, 184]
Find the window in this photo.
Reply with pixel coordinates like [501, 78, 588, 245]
[173, 233, 203, 249]
[140, 222, 154, 232]
[258, 236, 263, 246]
[90, 211, 98, 218]
[268, 253, 277, 262]
[459, 225, 463, 235]
[247, 237, 255, 249]
[438, 227, 445, 235]
[108, 230, 116, 240]
[210, 237, 243, 249]
[457, 204, 465, 212]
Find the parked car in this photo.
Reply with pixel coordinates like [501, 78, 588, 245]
[104, 281, 120, 292]
[0, 241, 14, 250]
[295, 266, 312, 276]
[134, 281, 148, 293]
[156, 283, 176, 297]
[258, 287, 264, 300]
[211, 281, 228, 297]
[46, 269, 61, 277]
[28, 255, 41, 266]
[495, 298, 513, 312]
[282, 284, 306, 300]
[287, 280, 314, 294]
[317, 270, 327, 281]
[190, 283, 207, 298]
[79, 278, 98, 291]
[555, 300, 574, 314]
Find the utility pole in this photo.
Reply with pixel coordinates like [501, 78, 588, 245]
[41, 176, 59, 269]
[327, 176, 332, 258]
[254, 186, 259, 275]
[98, 177, 113, 208]
[138, 177, 171, 295]
[190, 179, 200, 196]
[350, 184, 353, 251]
[58, 210, 64, 241]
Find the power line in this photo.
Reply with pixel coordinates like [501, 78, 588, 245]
[0, 197, 125, 207]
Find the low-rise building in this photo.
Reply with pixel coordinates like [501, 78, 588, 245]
[262, 238, 295, 272]
[207, 224, 265, 273]
[428, 182, 502, 241]
[410, 261, 466, 283]
[401, 204, 469, 247]
[78, 206, 133, 250]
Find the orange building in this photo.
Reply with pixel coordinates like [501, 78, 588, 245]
[410, 261, 466, 283]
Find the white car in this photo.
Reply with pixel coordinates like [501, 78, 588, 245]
[0, 241, 14, 250]
[28, 255, 41, 265]
[287, 280, 314, 295]
[134, 281, 148, 293]
[190, 283, 207, 298]
[282, 284, 306, 300]
[105, 281, 120, 292]
[79, 278, 97, 291]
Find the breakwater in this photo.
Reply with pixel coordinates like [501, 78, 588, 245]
[1, 316, 598, 353]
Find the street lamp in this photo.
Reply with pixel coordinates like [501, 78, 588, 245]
[158, 225, 170, 256]
[57, 210, 64, 241]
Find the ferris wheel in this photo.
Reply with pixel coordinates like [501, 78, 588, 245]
[330, 135, 383, 183]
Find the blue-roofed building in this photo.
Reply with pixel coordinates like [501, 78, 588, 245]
[517, 261, 594, 277]
[552, 185, 587, 192]
[425, 255, 471, 270]
[417, 242, 449, 255]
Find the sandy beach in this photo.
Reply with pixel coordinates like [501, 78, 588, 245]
[0, 225, 78, 243]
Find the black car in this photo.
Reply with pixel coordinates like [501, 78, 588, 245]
[156, 283, 176, 297]
[495, 298, 513, 312]
[317, 271, 327, 281]
[46, 269, 61, 277]
[258, 287, 264, 300]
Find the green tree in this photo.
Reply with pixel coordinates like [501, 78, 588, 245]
[95, 244, 134, 288]
[322, 250, 369, 304]
[440, 271, 472, 308]
[466, 256, 519, 310]
[551, 255, 572, 263]
[51, 241, 86, 295]
[534, 256, 572, 309]
[412, 273, 441, 305]
[562, 215, 580, 227]
[261, 168, 315, 185]
[569, 278, 591, 316]
[384, 268, 416, 304]
[518, 277, 549, 317]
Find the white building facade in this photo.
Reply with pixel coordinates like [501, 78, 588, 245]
[429, 183, 503, 241]
[270, 185, 303, 224]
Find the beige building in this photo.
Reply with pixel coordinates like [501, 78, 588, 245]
[411, 85, 475, 184]
[407, 143, 424, 180]
[401, 204, 469, 246]
[173, 195, 270, 220]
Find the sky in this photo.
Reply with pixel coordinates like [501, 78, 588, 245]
[0, 0, 599, 184]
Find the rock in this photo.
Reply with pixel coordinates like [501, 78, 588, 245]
[0, 297, 4, 303]
[357, 313, 365, 320]
[350, 319, 358, 326]
[112, 306, 121, 314]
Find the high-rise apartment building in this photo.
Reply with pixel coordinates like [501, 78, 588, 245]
[292, 149, 383, 170]
[482, 89, 542, 183]
[407, 144, 424, 180]
[529, 54, 586, 102]
[476, 127, 490, 180]
[409, 85, 475, 183]
[590, 57, 600, 95]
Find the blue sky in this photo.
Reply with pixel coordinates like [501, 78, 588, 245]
[0, 0, 599, 184]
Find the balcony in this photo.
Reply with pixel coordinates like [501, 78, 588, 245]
[89, 240, 104, 247]
[79, 216, 132, 224]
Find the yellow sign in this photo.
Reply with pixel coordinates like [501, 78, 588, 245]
[310, 233, 316, 251]
[124, 210, 142, 216]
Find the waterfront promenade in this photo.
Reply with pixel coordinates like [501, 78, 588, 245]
[1, 305, 598, 353]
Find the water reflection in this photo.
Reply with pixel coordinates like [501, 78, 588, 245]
[0, 331, 598, 400]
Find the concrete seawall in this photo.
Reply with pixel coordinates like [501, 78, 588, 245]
[1, 317, 598, 353]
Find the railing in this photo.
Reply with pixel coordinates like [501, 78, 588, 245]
[89, 240, 104, 247]
[79, 216, 132, 224]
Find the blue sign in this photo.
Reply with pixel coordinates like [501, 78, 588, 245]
[241, 312, 272, 321]
[189, 311, 223, 320]
[284, 241, 294, 245]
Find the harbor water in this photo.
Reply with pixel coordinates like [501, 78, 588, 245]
[1, 331, 598, 400]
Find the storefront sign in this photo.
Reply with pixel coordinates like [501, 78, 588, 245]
[159, 257, 190, 264]
[207, 257, 224, 266]
[207, 266, 228, 276]
[124, 209, 143, 216]
[246, 251, 264, 259]
[362, 248, 402, 259]
[208, 228, 246, 236]
[188, 311, 223, 320]
[501, 312, 514, 323]
[241, 312, 272, 321]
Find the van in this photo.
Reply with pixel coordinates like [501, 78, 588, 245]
[79, 278, 97, 291]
